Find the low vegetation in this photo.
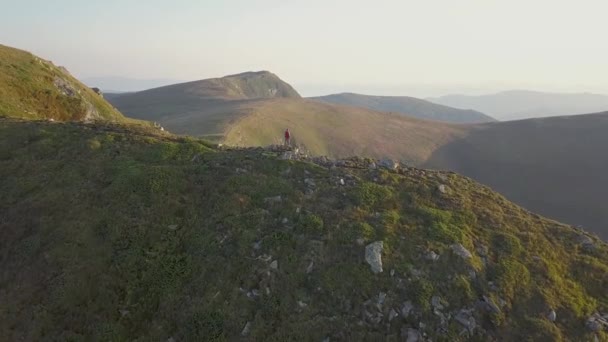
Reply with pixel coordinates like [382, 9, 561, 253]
[1, 117, 606, 341]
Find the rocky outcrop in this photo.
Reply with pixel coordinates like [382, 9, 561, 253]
[365, 241, 384, 274]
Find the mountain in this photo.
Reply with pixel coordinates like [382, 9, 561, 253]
[424, 111, 608, 240]
[1, 116, 606, 341]
[310, 93, 495, 123]
[428, 90, 608, 121]
[0, 44, 124, 122]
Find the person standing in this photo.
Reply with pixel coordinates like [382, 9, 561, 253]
[284, 128, 291, 146]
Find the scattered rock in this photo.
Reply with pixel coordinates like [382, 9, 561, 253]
[547, 309, 557, 322]
[166, 337, 175, 342]
[191, 154, 202, 162]
[356, 238, 366, 246]
[264, 195, 282, 204]
[339, 178, 345, 186]
[270, 260, 278, 270]
[281, 217, 289, 224]
[401, 301, 414, 317]
[402, 328, 420, 342]
[454, 309, 476, 332]
[119, 309, 129, 317]
[377, 292, 387, 305]
[241, 321, 252, 336]
[306, 261, 314, 274]
[379, 158, 399, 170]
[167, 224, 179, 231]
[481, 295, 501, 314]
[425, 250, 440, 261]
[586, 313, 608, 332]
[298, 300, 308, 308]
[253, 241, 262, 250]
[390, 269, 395, 277]
[368, 162, 377, 170]
[438, 184, 448, 194]
[365, 241, 384, 274]
[304, 178, 316, 188]
[577, 234, 596, 251]
[388, 308, 399, 322]
[451, 243, 473, 259]
[431, 296, 445, 310]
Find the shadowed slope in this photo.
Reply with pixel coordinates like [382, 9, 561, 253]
[425, 112, 608, 240]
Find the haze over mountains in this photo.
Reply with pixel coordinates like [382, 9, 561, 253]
[428, 90, 608, 121]
[311, 93, 495, 123]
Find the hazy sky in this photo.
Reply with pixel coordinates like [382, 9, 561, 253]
[1, 0, 607, 96]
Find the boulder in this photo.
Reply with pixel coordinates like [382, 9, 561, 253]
[379, 158, 399, 170]
[365, 241, 384, 274]
[451, 243, 473, 259]
[547, 309, 557, 322]
[438, 184, 448, 194]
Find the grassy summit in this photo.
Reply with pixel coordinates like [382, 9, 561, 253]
[0, 44, 124, 122]
[0, 117, 606, 341]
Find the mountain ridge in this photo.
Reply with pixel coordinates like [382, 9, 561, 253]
[311, 92, 495, 124]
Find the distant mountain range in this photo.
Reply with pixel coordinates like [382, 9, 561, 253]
[428, 90, 608, 121]
[310, 93, 495, 123]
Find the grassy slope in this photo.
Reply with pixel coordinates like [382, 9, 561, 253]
[424, 112, 608, 240]
[223, 98, 468, 164]
[1, 117, 606, 341]
[311, 93, 496, 124]
[0, 44, 124, 122]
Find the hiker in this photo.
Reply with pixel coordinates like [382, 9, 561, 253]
[284, 128, 291, 146]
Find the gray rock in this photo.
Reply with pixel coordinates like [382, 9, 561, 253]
[368, 162, 377, 170]
[401, 301, 414, 317]
[451, 243, 473, 259]
[482, 295, 501, 314]
[404, 328, 420, 342]
[306, 261, 314, 274]
[388, 308, 399, 322]
[304, 178, 316, 188]
[377, 292, 387, 305]
[241, 321, 252, 336]
[390, 269, 395, 277]
[547, 309, 557, 322]
[270, 260, 278, 270]
[425, 250, 440, 261]
[339, 178, 345, 186]
[455, 309, 476, 331]
[365, 241, 384, 274]
[438, 184, 448, 194]
[379, 158, 399, 170]
[166, 337, 176, 342]
[431, 296, 445, 310]
[586, 313, 608, 332]
[264, 195, 282, 204]
[167, 224, 179, 231]
[577, 234, 596, 250]
[253, 241, 262, 250]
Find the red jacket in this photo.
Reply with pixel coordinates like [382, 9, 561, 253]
[285, 130, 290, 139]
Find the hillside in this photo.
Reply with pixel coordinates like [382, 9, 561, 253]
[0, 44, 124, 122]
[428, 90, 608, 121]
[1, 117, 606, 341]
[311, 93, 495, 124]
[424, 111, 608, 241]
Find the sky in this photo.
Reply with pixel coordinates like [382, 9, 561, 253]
[1, 0, 607, 96]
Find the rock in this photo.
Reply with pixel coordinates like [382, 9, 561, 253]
[167, 224, 179, 231]
[577, 234, 596, 250]
[482, 295, 501, 314]
[402, 328, 420, 342]
[166, 337, 176, 342]
[547, 309, 557, 322]
[437, 173, 448, 181]
[369, 162, 377, 170]
[365, 241, 384, 274]
[264, 195, 282, 204]
[431, 296, 445, 310]
[356, 238, 366, 246]
[388, 308, 399, 322]
[377, 292, 387, 305]
[454, 309, 476, 332]
[339, 178, 345, 186]
[306, 261, 314, 274]
[586, 313, 608, 332]
[270, 260, 278, 270]
[390, 269, 395, 277]
[241, 321, 252, 336]
[298, 300, 308, 308]
[191, 154, 202, 162]
[379, 158, 399, 170]
[253, 241, 262, 250]
[425, 250, 440, 261]
[451, 243, 473, 259]
[281, 217, 289, 224]
[401, 301, 414, 317]
[304, 178, 316, 188]
[119, 309, 129, 317]
[438, 184, 448, 194]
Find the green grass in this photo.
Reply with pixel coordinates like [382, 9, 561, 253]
[0, 44, 125, 121]
[0, 117, 606, 341]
